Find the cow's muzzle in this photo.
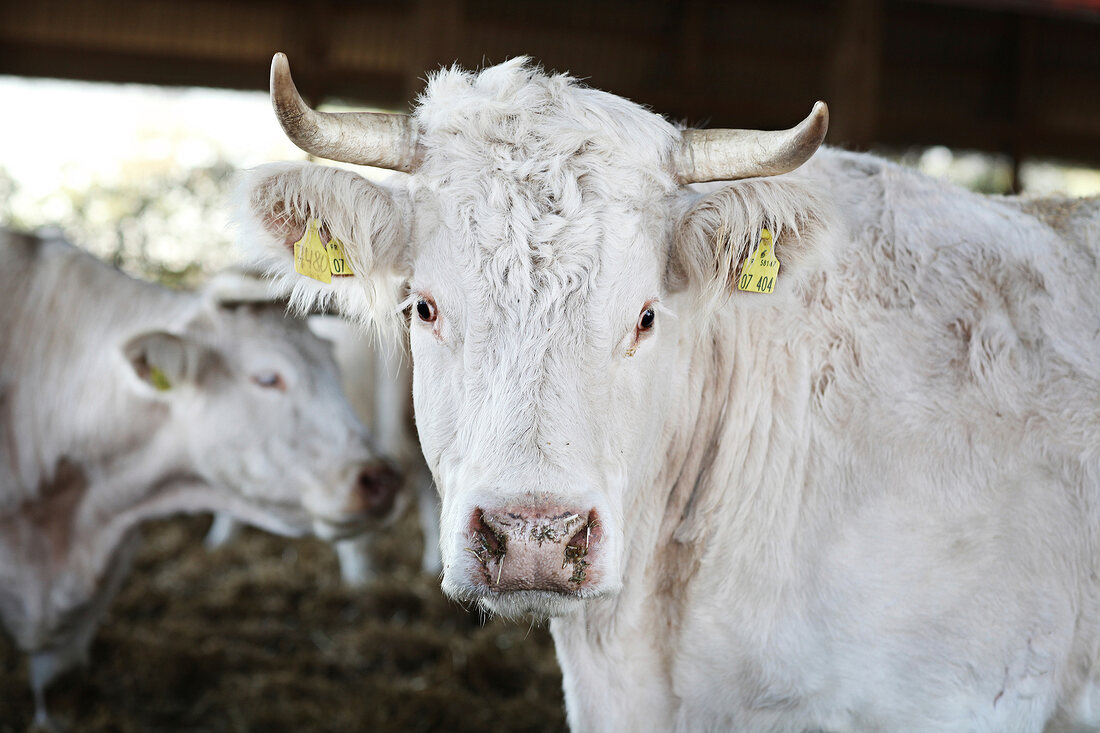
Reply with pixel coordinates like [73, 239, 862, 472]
[311, 460, 405, 540]
[466, 506, 603, 593]
[350, 461, 403, 519]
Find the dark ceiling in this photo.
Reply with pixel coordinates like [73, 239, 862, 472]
[2, 0, 1099, 180]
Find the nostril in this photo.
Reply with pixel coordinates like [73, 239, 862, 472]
[565, 510, 602, 550]
[471, 508, 507, 560]
[356, 462, 402, 516]
[563, 510, 601, 582]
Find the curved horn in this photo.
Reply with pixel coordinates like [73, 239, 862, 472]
[674, 102, 829, 184]
[270, 52, 421, 172]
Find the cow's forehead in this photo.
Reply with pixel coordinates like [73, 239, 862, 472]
[408, 59, 679, 325]
[203, 306, 334, 372]
[413, 58, 679, 200]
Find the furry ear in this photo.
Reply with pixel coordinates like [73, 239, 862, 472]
[123, 331, 210, 392]
[235, 162, 408, 333]
[671, 171, 835, 306]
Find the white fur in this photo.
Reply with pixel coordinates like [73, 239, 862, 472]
[238, 59, 1100, 732]
[0, 231, 384, 721]
[235, 161, 409, 340]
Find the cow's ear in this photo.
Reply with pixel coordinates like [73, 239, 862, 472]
[670, 173, 835, 305]
[122, 331, 209, 392]
[235, 161, 407, 331]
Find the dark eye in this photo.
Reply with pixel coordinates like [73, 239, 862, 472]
[638, 307, 655, 331]
[416, 298, 437, 323]
[251, 371, 286, 391]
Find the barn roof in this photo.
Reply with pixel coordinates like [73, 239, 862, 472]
[1, 0, 1098, 176]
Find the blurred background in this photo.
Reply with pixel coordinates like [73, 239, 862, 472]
[0, 0, 1098, 730]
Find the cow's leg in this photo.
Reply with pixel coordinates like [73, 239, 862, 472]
[29, 650, 64, 732]
[415, 473, 441, 576]
[203, 512, 241, 549]
[334, 534, 375, 587]
[29, 531, 140, 731]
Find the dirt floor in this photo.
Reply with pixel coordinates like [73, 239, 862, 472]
[0, 510, 566, 732]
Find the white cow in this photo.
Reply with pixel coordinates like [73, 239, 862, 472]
[0, 230, 403, 728]
[238, 54, 1100, 732]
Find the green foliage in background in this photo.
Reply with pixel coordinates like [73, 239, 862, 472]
[0, 159, 239, 289]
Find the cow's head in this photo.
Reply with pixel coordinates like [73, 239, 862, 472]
[121, 298, 404, 541]
[239, 55, 829, 618]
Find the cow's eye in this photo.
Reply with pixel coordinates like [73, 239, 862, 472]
[251, 371, 286, 391]
[638, 306, 655, 331]
[416, 298, 437, 323]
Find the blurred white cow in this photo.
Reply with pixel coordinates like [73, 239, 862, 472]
[0, 230, 404, 728]
[202, 272, 441, 584]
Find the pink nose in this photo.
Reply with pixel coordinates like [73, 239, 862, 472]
[468, 507, 602, 592]
[349, 461, 402, 518]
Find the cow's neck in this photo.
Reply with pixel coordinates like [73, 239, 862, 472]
[626, 300, 816, 598]
[552, 297, 820, 728]
[0, 388, 192, 599]
[0, 423, 216, 651]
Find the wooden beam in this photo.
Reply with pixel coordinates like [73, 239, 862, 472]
[1008, 14, 1039, 192]
[409, 0, 462, 101]
[677, 0, 705, 99]
[826, 0, 883, 150]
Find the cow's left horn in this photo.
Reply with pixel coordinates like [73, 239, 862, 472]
[674, 102, 828, 184]
[270, 52, 421, 172]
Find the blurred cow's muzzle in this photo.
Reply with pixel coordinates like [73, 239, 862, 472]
[467, 506, 603, 593]
[350, 461, 403, 519]
[310, 460, 405, 541]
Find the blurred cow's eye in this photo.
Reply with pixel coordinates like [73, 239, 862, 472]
[638, 306, 655, 331]
[251, 371, 286, 391]
[416, 298, 437, 323]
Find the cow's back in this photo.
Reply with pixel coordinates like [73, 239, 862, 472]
[0, 231, 49, 361]
[1010, 195, 1100, 262]
[814, 154, 1100, 462]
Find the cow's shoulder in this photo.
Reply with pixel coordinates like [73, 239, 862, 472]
[802, 153, 1099, 462]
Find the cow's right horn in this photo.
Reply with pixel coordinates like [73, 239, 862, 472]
[270, 52, 421, 172]
[674, 101, 829, 184]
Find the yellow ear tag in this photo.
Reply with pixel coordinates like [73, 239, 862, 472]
[737, 228, 779, 294]
[149, 365, 172, 391]
[293, 218, 332, 284]
[327, 235, 354, 277]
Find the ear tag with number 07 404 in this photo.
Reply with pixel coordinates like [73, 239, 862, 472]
[294, 218, 332, 284]
[737, 228, 779, 294]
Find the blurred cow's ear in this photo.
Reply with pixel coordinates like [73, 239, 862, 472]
[671, 174, 836, 306]
[235, 162, 408, 333]
[122, 331, 210, 392]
